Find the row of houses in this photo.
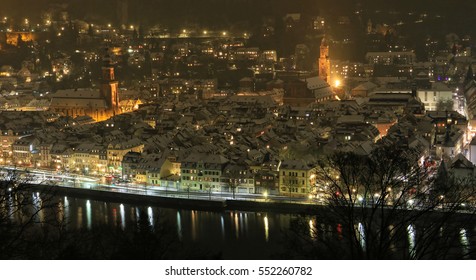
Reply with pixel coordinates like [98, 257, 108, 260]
[121, 151, 317, 197]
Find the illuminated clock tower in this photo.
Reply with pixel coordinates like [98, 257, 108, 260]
[318, 37, 331, 83]
[100, 50, 119, 115]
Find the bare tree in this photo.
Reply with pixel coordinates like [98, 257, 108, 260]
[0, 168, 59, 259]
[286, 145, 476, 259]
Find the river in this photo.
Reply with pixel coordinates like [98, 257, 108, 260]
[52, 195, 294, 259]
[20, 193, 476, 259]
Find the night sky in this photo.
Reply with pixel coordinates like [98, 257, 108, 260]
[2, 0, 476, 37]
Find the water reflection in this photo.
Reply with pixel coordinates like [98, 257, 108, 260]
[57, 200, 64, 224]
[103, 202, 108, 224]
[148, 207, 154, 228]
[64, 196, 70, 226]
[309, 218, 317, 239]
[357, 223, 366, 250]
[220, 215, 225, 240]
[264, 215, 269, 242]
[119, 204, 125, 230]
[86, 200, 91, 230]
[234, 212, 239, 239]
[176, 211, 182, 241]
[23, 196, 474, 259]
[77, 206, 83, 228]
[112, 207, 117, 228]
[33, 192, 45, 223]
[191, 210, 197, 241]
[407, 224, 416, 258]
[460, 228, 470, 258]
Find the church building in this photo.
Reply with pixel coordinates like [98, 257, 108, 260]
[49, 50, 120, 122]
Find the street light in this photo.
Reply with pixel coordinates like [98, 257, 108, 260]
[263, 191, 268, 202]
[334, 79, 341, 88]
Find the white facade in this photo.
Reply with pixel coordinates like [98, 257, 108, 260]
[470, 138, 476, 165]
[417, 82, 453, 111]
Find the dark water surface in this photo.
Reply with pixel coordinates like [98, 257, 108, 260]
[54, 196, 296, 259]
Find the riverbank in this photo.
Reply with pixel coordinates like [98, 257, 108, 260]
[27, 183, 317, 214]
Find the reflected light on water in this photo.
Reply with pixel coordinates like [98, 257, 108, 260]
[176, 211, 182, 241]
[460, 228, 470, 258]
[77, 206, 83, 228]
[104, 202, 108, 224]
[407, 224, 416, 258]
[264, 215, 269, 242]
[119, 204, 125, 230]
[7, 195, 14, 222]
[220, 215, 225, 240]
[309, 218, 317, 239]
[234, 213, 239, 239]
[33, 192, 45, 223]
[112, 208, 117, 228]
[191, 210, 197, 241]
[57, 200, 64, 224]
[86, 200, 92, 230]
[358, 223, 365, 250]
[64, 197, 69, 225]
[148, 207, 154, 228]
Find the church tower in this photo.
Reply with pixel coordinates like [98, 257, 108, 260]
[318, 37, 331, 83]
[100, 49, 119, 115]
[367, 19, 373, 34]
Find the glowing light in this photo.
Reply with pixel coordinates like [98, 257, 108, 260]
[119, 204, 125, 230]
[148, 206, 154, 227]
[334, 79, 341, 87]
[264, 216, 269, 242]
[86, 200, 92, 229]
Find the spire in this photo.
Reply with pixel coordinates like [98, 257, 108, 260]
[320, 36, 328, 47]
[102, 47, 113, 67]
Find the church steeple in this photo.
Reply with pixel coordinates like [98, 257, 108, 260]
[367, 18, 373, 34]
[318, 36, 331, 83]
[100, 48, 119, 114]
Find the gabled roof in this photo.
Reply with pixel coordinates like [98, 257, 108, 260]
[303, 76, 330, 90]
[451, 154, 474, 169]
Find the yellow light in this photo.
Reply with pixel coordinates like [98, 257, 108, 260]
[334, 80, 341, 87]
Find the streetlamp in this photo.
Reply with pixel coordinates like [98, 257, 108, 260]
[264, 191, 268, 202]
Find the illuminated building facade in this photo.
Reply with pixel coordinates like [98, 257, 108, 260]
[318, 37, 331, 83]
[49, 50, 120, 122]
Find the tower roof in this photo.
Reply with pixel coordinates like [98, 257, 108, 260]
[102, 47, 113, 67]
[320, 37, 328, 47]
